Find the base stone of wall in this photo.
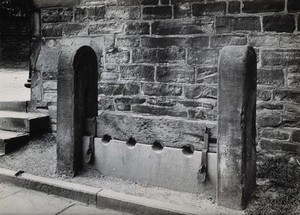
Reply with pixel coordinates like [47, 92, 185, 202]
[83, 137, 217, 196]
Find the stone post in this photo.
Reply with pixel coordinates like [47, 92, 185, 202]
[217, 46, 257, 210]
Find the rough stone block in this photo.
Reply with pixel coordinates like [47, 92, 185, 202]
[216, 16, 261, 33]
[218, 46, 257, 210]
[92, 138, 217, 195]
[141, 36, 209, 48]
[228, 1, 240, 14]
[42, 24, 63, 37]
[261, 49, 300, 66]
[132, 105, 188, 118]
[115, 97, 146, 111]
[141, 0, 159, 5]
[142, 6, 172, 19]
[63, 23, 88, 37]
[156, 65, 195, 83]
[263, 15, 295, 33]
[273, 89, 300, 103]
[152, 19, 213, 35]
[173, 3, 191, 19]
[257, 68, 284, 86]
[242, 0, 285, 13]
[260, 129, 290, 141]
[196, 67, 218, 84]
[249, 34, 280, 47]
[96, 112, 217, 151]
[291, 130, 300, 143]
[88, 22, 123, 35]
[116, 37, 140, 47]
[98, 97, 115, 111]
[132, 48, 185, 64]
[106, 49, 130, 64]
[105, 6, 141, 20]
[125, 22, 150, 35]
[42, 8, 73, 23]
[142, 83, 182, 96]
[192, 2, 226, 16]
[184, 84, 217, 99]
[210, 35, 247, 47]
[187, 49, 219, 65]
[287, 0, 300, 12]
[75, 6, 105, 22]
[120, 65, 154, 82]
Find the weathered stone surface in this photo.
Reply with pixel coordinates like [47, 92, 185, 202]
[218, 46, 257, 210]
[216, 16, 261, 33]
[211, 35, 247, 47]
[106, 49, 130, 64]
[57, 40, 100, 176]
[228, 1, 240, 14]
[114, 97, 146, 111]
[259, 138, 300, 152]
[291, 130, 300, 143]
[263, 15, 295, 33]
[257, 68, 284, 86]
[105, 6, 140, 20]
[242, 0, 285, 13]
[156, 65, 195, 83]
[98, 83, 140, 96]
[96, 112, 217, 151]
[257, 111, 282, 127]
[132, 48, 186, 64]
[42, 8, 73, 23]
[152, 19, 214, 35]
[249, 34, 280, 47]
[88, 22, 123, 35]
[273, 89, 300, 103]
[192, 2, 226, 16]
[75, 6, 105, 22]
[260, 128, 290, 141]
[98, 97, 115, 111]
[142, 83, 182, 96]
[187, 49, 219, 65]
[141, 36, 209, 48]
[132, 105, 188, 118]
[288, 0, 300, 12]
[125, 22, 150, 35]
[116, 37, 140, 47]
[196, 67, 218, 84]
[261, 49, 300, 66]
[120, 65, 154, 82]
[142, 6, 172, 19]
[184, 84, 217, 99]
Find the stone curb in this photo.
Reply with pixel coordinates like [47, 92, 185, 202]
[0, 168, 206, 215]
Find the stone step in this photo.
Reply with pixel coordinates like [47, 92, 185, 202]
[0, 111, 49, 134]
[0, 101, 28, 112]
[0, 130, 29, 155]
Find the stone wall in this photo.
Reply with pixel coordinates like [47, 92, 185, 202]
[0, 18, 30, 65]
[32, 0, 300, 155]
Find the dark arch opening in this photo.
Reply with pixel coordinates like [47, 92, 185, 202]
[73, 46, 98, 173]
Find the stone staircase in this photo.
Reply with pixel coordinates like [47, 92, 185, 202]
[0, 101, 49, 156]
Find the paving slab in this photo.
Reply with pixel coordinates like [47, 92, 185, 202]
[0, 188, 74, 215]
[0, 69, 30, 102]
[0, 181, 23, 199]
[59, 204, 130, 215]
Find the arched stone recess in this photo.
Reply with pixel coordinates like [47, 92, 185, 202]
[57, 38, 103, 176]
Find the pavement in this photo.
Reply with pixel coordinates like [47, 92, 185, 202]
[0, 68, 30, 102]
[0, 181, 131, 215]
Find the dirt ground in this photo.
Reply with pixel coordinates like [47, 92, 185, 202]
[0, 134, 220, 212]
[1, 134, 299, 214]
